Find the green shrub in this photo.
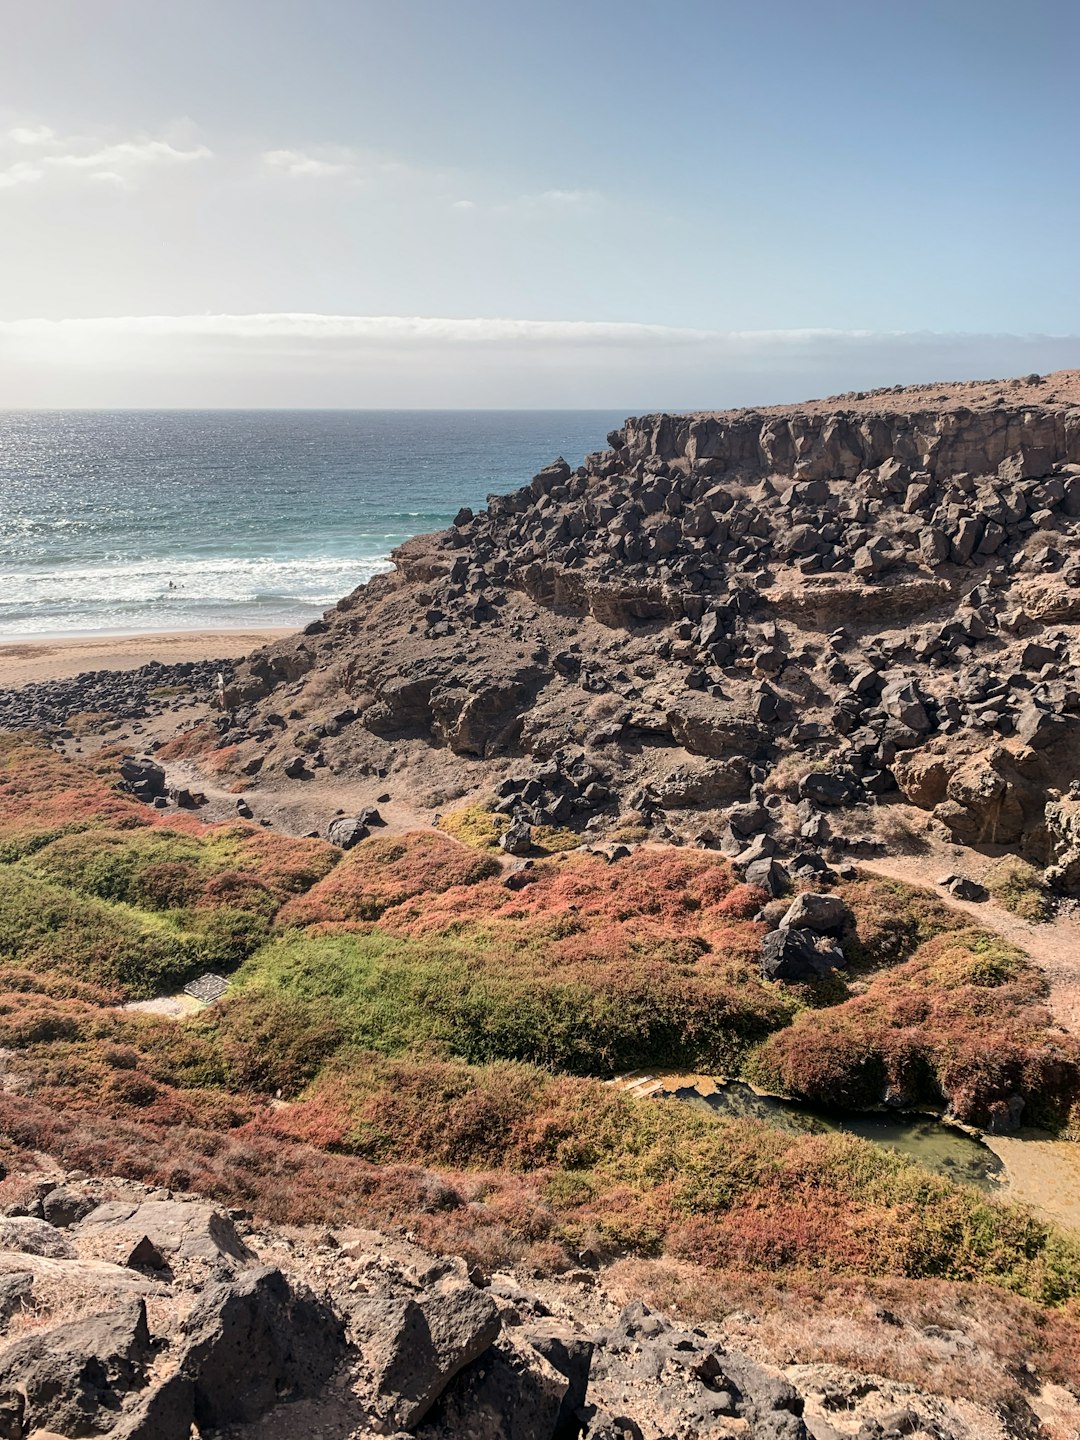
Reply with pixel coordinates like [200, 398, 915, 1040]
[234, 927, 793, 1076]
[0, 868, 195, 998]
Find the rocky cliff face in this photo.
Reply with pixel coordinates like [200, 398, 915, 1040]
[211, 370, 1080, 888]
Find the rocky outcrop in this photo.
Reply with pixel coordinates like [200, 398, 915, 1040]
[0, 1170, 881, 1440]
[38, 370, 1080, 891]
[0, 1297, 153, 1438]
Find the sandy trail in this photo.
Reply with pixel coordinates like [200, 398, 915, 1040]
[859, 852, 1080, 1037]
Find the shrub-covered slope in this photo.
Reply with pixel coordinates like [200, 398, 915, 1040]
[3, 732, 1080, 1408]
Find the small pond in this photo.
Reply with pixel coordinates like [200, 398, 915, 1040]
[672, 1079, 1005, 1191]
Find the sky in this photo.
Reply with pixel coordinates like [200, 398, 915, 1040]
[1, 0, 1077, 408]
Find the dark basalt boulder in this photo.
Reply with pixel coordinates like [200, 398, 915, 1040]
[799, 770, 858, 807]
[177, 1266, 345, 1431]
[0, 1297, 152, 1438]
[327, 816, 370, 849]
[760, 927, 844, 982]
[348, 1282, 501, 1429]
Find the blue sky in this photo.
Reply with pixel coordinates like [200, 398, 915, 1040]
[0, 0, 1077, 405]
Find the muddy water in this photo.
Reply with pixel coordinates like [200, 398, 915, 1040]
[670, 1079, 1005, 1190]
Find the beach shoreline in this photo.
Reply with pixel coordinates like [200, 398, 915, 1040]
[0, 628, 293, 688]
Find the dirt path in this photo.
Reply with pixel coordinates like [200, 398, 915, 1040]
[859, 852, 1080, 1037]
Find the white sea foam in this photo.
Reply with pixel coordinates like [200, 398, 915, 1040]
[0, 553, 394, 635]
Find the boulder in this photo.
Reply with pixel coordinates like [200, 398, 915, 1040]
[1016, 702, 1069, 750]
[41, 1186, 98, 1229]
[653, 759, 748, 808]
[0, 1217, 75, 1259]
[1044, 793, 1080, 890]
[349, 1283, 501, 1428]
[744, 857, 789, 896]
[500, 820, 533, 856]
[779, 892, 850, 934]
[939, 874, 988, 902]
[118, 757, 165, 800]
[0, 1298, 151, 1437]
[75, 1199, 256, 1266]
[177, 1265, 344, 1431]
[110, 1374, 194, 1440]
[326, 816, 370, 850]
[933, 756, 1025, 845]
[525, 1320, 593, 1438]
[666, 698, 763, 758]
[891, 750, 950, 809]
[417, 1334, 568, 1440]
[726, 801, 770, 837]
[798, 771, 856, 807]
[760, 928, 844, 982]
[880, 678, 931, 733]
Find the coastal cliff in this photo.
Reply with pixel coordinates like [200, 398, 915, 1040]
[206, 371, 1080, 889]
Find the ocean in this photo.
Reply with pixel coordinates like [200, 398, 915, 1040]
[0, 409, 626, 638]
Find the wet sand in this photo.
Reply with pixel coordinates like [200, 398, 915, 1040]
[0, 629, 293, 688]
[986, 1132, 1080, 1233]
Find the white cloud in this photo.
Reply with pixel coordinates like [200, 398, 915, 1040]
[0, 312, 720, 346]
[0, 161, 44, 189]
[451, 198, 476, 210]
[463, 187, 607, 214]
[524, 188, 604, 205]
[0, 124, 212, 192]
[0, 314, 1076, 408]
[8, 125, 56, 146]
[46, 138, 212, 170]
[262, 148, 351, 178]
[260, 145, 417, 184]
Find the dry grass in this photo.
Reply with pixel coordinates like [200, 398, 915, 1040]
[873, 803, 932, 855]
[607, 1256, 1080, 1413]
[985, 857, 1053, 923]
[763, 752, 816, 797]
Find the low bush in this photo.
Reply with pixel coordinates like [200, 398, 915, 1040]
[436, 803, 509, 850]
[263, 1051, 1080, 1303]
[0, 868, 199, 998]
[233, 922, 791, 1075]
[25, 822, 336, 916]
[0, 736, 150, 858]
[838, 877, 964, 969]
[984, 857, 1053, 923]
[277, 830, 501, 925]
[749, 929, 1080, 1127]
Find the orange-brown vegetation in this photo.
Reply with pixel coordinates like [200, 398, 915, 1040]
[3, 735, 1080, 1410]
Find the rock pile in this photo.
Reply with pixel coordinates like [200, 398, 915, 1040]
[0, 1168, 985, 1439]
[0, 657, 236, 733]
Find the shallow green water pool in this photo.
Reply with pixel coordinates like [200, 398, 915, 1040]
[674, 1080, 1004, 1190]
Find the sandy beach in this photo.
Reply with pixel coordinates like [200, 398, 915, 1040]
[0, 629, 293, 688]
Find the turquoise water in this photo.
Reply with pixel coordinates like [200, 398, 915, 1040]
[0, 409, 625, 637]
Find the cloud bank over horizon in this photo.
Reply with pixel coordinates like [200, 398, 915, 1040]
[0, 313, 1077, 410]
